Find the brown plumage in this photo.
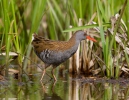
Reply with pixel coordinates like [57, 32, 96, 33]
[32, 33, 76, 52]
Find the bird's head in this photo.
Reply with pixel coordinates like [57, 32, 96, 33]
[75, 30, 97, 42]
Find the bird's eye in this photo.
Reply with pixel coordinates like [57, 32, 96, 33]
[84, 33, 87, 36]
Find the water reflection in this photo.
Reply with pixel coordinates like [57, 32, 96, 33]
[0, 72, 129, 100]
[42, 81, 63, 100]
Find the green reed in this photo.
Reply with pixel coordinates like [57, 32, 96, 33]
[96, 0, 128, 78]
[23, 0, 47, 69]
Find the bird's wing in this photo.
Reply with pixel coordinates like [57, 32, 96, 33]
[32, 34, 66, 53]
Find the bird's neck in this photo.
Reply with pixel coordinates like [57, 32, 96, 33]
[68, 33, 80, 47]
[65, 34, 80, 55]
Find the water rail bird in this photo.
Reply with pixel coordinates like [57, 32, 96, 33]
[32, 30, 96, 81]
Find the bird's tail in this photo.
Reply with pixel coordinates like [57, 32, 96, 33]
[32, 33, 37, 41]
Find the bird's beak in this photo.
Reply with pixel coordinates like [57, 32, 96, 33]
[86, 36, 97, 42]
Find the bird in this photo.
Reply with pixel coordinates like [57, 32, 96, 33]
[31, 30, 96, 81]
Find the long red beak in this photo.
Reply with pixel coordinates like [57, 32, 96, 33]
[86, 36, 97, 42]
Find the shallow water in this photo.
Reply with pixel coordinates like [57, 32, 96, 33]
[0, 69, 129, 100]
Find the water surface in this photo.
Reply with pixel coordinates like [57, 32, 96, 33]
[0, 68, 129, 100]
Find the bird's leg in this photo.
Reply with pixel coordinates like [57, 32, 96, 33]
[40, 64, 50, 81]
[40, 68, 46, 81]
[51, 67, 57, 81]
[52, 80, 57, 92]
[40, 81, 46, 93]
